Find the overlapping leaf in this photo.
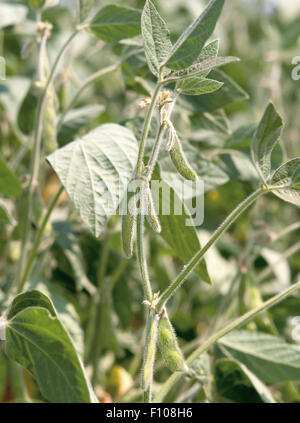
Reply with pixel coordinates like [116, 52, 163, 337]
[270, 158, 300, 207]
[141, 0, 172, 76]
[47, 124, 138, 237]
[90, 5, 141, 43]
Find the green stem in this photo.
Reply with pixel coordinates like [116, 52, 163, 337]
[57, 61, 121, 131]
[153, 279, 300, 403]
[91, 239, 110, 386]
[135, 82, 161, 177]
[157, 187, 266, 310]
[14, 29, 79, 294]
[17, 185, 64, 294]
[136, 214, 153, 302]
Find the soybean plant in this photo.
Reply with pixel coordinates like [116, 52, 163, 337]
[0, 0, 300, 404]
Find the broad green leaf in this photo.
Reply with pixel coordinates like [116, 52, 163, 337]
[185, 69, 249, 113]
[7, 290, 56, 320]
[6, 292, 96, 403]
[162, 0, 225, 70]
[47, 124, 138, 237]
[58, 104, 105, 145]
[0, 199, 15, 224]
[141, 0, 172, 76]
[215, 359, 275, 403]
[270, 158, 300, 207]
[218, 330, 300, 383]
[25, 279, 85, 356]
[176, 77, 223, 96]
[77, 0, 94, 23]
[167, 56, 239, 82]
[90, 5, 141, 43]
[186, 353, 210, 385]
[29, 0, 59, 11]
[0, 3, 27, 29]
[251, 102, 283, 183]
[152, 170, 211, 284]
[0, 156, 21, 198]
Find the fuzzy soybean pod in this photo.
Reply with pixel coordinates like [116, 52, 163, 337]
[170, 134, 197, 181]
[43, 89, 58, 155]
[142, 312, 159, 391]
[143, 180, 161, 234]
[158, 309, 188, 372]
[121, 189, 137, 258]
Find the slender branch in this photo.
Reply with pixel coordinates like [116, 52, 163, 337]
[153, 280, 300, 402]
[135, 82, 162, 177]
[14, 29, 80, 293]
[157, 187, 266, 310]
[57, 61, 121, 130]
[136, 214, 153, 302]
[17, 185, 64, 294]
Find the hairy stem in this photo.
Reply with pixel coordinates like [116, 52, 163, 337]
[135, 82, 161, 177]
[157, 187, 266, 310]
[154, 280, 300, 402]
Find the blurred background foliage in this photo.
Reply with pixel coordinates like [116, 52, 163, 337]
[0, 0, 300, 403]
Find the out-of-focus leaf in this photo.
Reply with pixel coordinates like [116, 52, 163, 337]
[0, 199, 15, 224]
[215, 358, 275, 403]
[218, 330, 300, 383]
[0, 77, 31, 124]
[90, 5, 141, 43]
[152, 169, 211, 284]
[0, 156, 21, 198]
[77, 0, 94, 23]
[0, 354, 7, 401]
[0, 3, 27, 29]
[29, 0, 59, 11]
[47, 124, 138, 237]
[58, 104, 105, 145]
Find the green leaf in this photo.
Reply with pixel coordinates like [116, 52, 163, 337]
[176, 77, 223, 96]
[168, 56, 239, 82]
[90, 5, 141, 43]
[141, 0, 172, 76]
[218, 330, 300, 383]
[184, 69, 249, 113]
[251, 102, 283, 184]
[0, 199, 15, 224]
[6, 291, 96, 403]
[0, 3, 27, 29]
[47, 124, 138, 237]
[152, 171, 211, 284]
[162, 0, 225, 70]
[25, 279, 85, 356]
[215, 358, 275, 403]
[0, 77, 31, 125]
[52, 221, 95, 294]
[0, 156, 21, 198]
[77, 0, 94, 23]
[58, 104, 105, 145]
[270, 158, 300, 207]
